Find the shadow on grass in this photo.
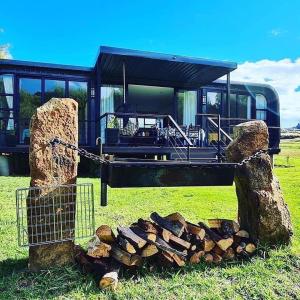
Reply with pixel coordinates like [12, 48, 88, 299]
[1, 250, 299, 299]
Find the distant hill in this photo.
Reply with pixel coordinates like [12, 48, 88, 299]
[295, 123, 300, 130]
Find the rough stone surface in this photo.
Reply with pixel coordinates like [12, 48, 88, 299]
[226, 120, 293, 245]
[28, 98, 78, 271]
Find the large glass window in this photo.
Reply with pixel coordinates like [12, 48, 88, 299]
[238, 95, 251, 119]
[230, 94, 237, 118]
[0, 74, 13, 94]
[69, 81, 88, 144]
[19, 78, 41, 144]
[177, 90, 197, 126]
[256, 94, 267, 120]
[45, 79, 65, 102]
[206, 92, 221, 115]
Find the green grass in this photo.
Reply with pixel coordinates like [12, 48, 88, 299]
[0, 140, 300, 299]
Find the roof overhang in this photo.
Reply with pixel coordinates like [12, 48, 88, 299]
[98, 46, 237, 88]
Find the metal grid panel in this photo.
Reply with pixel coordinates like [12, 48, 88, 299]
[16, 183, 95, 247]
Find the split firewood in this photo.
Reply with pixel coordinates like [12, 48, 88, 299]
[87, 237, 112, 258]
[189, 250, 205, 264]
[236, 245, 244, 254]
[137, 218, 158, 234]
[212, 253, 223, 264]
[130, 226, 156, 242]
[141, 244, 158, 257]
[74, 245, 94, 274]
[154, 236, 187, 258]
[223, 247, 235, 260]
[99, 271, 118, 290]
[208, 219, 240, 235]
[165, 212, 187, 228]
[96, 225, 116, 244]
[172, 253, 186, 267]
[111, 245, 142, 267]
[190, 244, 197, 251]
[212, 245, 224, 256]
[158, 251, 175, 266]
[186, 222, 206, 240]
[245, 243, 256, 254]
[235, 230, 249, 239]
[198, 222, 233, 251]
[118, 236, 136, 254]
[203, 238, 215, 252]
[150, 212, 185, 237]
[161, 228, 191, 249]
[117, 227, 147, 248]
[204, 253, 214, 263]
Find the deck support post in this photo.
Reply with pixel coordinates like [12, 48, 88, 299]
[101, 181, 108, 206]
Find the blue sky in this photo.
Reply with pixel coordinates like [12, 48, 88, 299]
[0, 0, 300, 127]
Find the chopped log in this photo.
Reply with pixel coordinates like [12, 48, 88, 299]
[189, 251, 205, 264]
[208, 219, 240, 235]
[118, 236, 136, 254]
[190, 244, 197, 251]
[152, 236, 187, 258]
[74, 245, 94, 274]
[212, 253, 223, 264]
[245, 243, 256, 254]
[235, 230, 249, 239]
[203, 238, 215, 252]
[223, 247, 235, 260]
[96, 225, 116, 244]
[186, 222, 206, 240]
[161, 229, 191, 249]
[141, 244, 158, 257]
[172, 253, 185, 267]
[130, 226, 157, 242]
[236, 245, 244, 254]
[204, 253, 214, 263]
[165, 212, 187, 228]
[99, 272, 118, 290]
[137, 219, 158, 234]
[212, 245, 224, 256]
[87, 239, 111, 258]
[111, 245, 142, 267]
[198, 222, 233, 251]
[150, 212, 185, 237]
[159, 251, 174, 266]
[117, 227, 147, 248]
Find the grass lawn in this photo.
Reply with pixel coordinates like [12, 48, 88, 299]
[0, 140, 300, 299]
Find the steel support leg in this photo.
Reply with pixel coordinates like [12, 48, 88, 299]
[101, 181, 108, 206]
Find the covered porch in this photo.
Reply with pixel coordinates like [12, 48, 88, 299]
[95, 46, 237, 156]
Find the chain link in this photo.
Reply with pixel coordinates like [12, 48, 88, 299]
[49, 137, 269, 168]
[49, 137, 106, 164]
[237, 148, 269, 167]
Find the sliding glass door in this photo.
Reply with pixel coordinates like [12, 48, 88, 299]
[177, 90, 197, 126]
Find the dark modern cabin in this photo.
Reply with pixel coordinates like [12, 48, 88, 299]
[0, 46, 280, 175]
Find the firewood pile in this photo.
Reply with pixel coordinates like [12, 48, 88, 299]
[75, 212, 256, 290]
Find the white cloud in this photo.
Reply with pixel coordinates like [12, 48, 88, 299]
[230, 58, 300, 128]
[0, 43, 12, 59]
[0, 28, 4, 33]
[270, 29, 282, 37]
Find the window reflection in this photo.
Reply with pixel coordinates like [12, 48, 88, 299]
[19, 78, 41, 144]
[0, 74, 13, 94]
[177, 90, 197, 125]
[207, 92, 221, 115]
[256, 94, 267, 120]
[45, 79, 65, 102]
[69, 81, 88, 144]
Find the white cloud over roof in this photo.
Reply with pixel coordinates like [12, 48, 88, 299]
[230, 58, 300, 128]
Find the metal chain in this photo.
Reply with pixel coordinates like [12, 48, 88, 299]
[237, 149, 269, 167]
[49, 137, 106, 164]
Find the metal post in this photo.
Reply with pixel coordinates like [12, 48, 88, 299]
[187, 145, 190, 161]
[226, 73, 231, 133]
[101, 181, 108, 206]
[123, 62, 126, 104]
[217, 114, 221, 162]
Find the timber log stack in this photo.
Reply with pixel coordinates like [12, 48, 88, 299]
[75, 212, 257, 290]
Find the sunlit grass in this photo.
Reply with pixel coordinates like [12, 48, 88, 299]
[0, 139, 299, 299]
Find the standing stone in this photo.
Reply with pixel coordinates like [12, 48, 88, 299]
[28, 98, 78, 271]
[226, 121, 292, 245]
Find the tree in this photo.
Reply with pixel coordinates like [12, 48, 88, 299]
[0, 44, 11, 59]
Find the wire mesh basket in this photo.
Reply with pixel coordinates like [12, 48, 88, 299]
[16, 183, 95, 247]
